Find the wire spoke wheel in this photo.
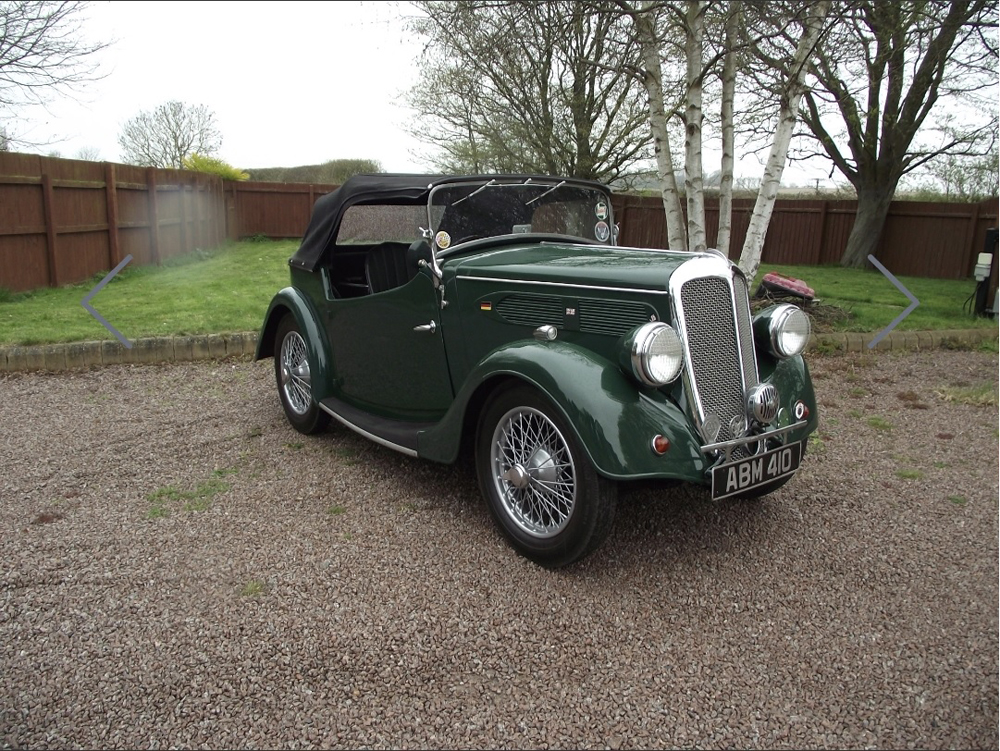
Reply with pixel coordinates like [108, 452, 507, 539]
[280, 330, 312, 415]
[477, 385, 616, 567]
[272, 315, 329, 435]
[490, 406, 577, 538]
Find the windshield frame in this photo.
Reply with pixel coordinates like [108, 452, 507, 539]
[426, 176, 616, 265]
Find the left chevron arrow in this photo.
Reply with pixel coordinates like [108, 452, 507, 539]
[81, 254, 133, 348]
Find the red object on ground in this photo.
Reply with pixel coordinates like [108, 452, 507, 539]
[759, 272, 815, 300]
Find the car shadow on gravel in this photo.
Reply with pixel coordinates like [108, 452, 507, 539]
[297, 415, 782, 575]
[583, 480, 784, 574]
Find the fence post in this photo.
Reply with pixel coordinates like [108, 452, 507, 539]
[815, 200, 828, 264]
[105, 162, 122, 266]
[215, 178, 224, 246]
[227, 182, 239, 240]
[178, 176, 188, 257]
[194, 175, 203, 249]
[40, 173, 59, 287]
[146, 167, 161, 265]
[962, 201, 982, 275]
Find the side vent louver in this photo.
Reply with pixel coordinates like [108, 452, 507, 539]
[578, 300, 657, 337]
[495, 295, 657, 335]
[495, 295, 566, 327]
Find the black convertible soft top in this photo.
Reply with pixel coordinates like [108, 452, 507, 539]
[290, 174, 442, 271]
[289, 173, 611, 272]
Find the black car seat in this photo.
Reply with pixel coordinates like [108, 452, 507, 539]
[364, 243, 411, 294]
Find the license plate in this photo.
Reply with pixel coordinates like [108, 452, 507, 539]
[711, 441, 802, 500]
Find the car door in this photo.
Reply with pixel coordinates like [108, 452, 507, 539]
[324, 266, 454, 420]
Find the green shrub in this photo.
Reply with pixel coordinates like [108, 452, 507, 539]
[182, 153, 249, 181]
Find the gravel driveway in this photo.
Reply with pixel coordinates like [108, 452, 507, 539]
[1, 349, 997, 749]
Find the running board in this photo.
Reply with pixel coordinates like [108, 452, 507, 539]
[318, 396, 436, 458]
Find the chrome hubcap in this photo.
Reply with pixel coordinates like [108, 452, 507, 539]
[279, 331, 311, 416]
[491, 407, 576, 538]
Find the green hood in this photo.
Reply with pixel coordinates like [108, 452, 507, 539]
[446, 243, 697, 291]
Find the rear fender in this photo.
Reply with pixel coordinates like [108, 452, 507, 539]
[255, 288, 332, 401]
[417, 339, 706, 482]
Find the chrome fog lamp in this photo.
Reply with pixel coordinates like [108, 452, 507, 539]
[769, 304, 811, 358]
[621, 322, 683, 387]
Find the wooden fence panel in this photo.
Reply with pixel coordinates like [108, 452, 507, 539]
[227, 181, 338, 240]
[117, 178, 153, 268]
[0, 235, 48, 291]
[612, 193, 999, 284]
[817, 203, 858, 265]
[1, 150, 997, 294]
[0, 153, 226, 292]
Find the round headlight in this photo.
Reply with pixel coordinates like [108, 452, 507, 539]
[770, 305, 811, 358]
[626, 322, 683, 387]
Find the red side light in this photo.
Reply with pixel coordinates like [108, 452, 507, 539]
[652, 435, 671, 455]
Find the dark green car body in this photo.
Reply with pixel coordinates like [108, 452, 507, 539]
[257, 174, 818, 566]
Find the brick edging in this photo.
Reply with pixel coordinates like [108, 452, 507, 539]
[805, 328, 997, 354]
[0, 328, 996, 373]
[0, 332, 259, 373]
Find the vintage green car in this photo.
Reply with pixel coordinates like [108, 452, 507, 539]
[257, 174, 818, 567]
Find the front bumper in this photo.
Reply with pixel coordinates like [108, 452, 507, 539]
[700, 419, 810, 464]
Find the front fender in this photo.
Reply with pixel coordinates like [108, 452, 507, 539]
[417, 339, 707, 482]
[760, 354, 820, 443]
[255, 288, 332, 401]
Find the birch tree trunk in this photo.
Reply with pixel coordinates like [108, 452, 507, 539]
[738, 0, 831, 282]
[683, 0, 708, 252]
[635, 3, 687, 250]
[716, 1, 740, 257]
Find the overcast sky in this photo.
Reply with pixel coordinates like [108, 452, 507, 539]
[17, 1, 429, 170]
[13, 0, 841, 186]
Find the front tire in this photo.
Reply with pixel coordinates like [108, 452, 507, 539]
[476, 384, 616, 568]
[273, 314, 330, 435]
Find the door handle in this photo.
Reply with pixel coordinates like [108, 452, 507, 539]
[413, 320, 437, 334]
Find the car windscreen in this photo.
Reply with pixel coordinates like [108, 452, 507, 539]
[427, 179, 614, 251]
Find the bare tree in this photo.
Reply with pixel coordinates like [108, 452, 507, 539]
[614, 0, 830, 280]
[923, 142, 999, 200]
[795, 0, 998, 267]
[407, 1, 652, 184]
[683, 1, 709, 252]
[626, 0, 686, 249]
[715, 1, 740, 256]
[118, 101, 222, 169]
[74, 145, 100, 160]
[0, 1, 109, 146]
[0, 125, 9, 151]
[737, 1, 831, 281]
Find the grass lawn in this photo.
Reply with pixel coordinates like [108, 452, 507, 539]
[0, 239, 295, 346]
[0, 241, 996, 346]
[757, 263, 999, 334]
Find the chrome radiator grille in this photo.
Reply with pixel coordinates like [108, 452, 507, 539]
[732, 275, 759, 390]
[674, 262, 759, 446]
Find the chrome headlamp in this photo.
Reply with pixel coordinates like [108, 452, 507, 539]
[621, 322, 683, 387]
[754, 304, 811, 359]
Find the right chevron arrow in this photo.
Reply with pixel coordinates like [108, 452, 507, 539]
[867, 255, 920, 349]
